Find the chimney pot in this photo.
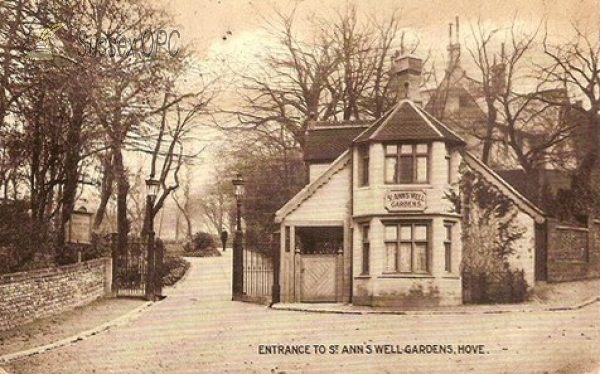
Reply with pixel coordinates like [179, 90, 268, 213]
[394, 54, 423, 105]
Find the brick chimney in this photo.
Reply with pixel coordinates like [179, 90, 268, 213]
[447, 16, 461, 75]
[394, 54, 423, 106]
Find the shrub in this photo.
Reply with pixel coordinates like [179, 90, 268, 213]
[462, 269, 528, 304]
[185, 231, 215, 251]
[0, 200, 55, 272]
[161, 256, 191, 286]
[56, 233, 113, 265]
[183, 231, 221, 257]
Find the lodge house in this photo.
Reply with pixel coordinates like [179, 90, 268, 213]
[273, 24, 599, 307]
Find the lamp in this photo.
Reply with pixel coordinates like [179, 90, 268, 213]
[231, 172, 245, 299]
[145, 177, 160, 203]
[232, 172, 245, 198]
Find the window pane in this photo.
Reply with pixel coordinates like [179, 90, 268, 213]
[385, 243, 397, 272]
[414, 243, 427, 272]
[416, 156, 427, 181]
[400, 225, 412, 240]
[400, 144, 413, 155]
[416, 144, 428, 154]
[414, 225, 427, 241]
[385, 157, 397, 183]
[385, 144, 397, 155]
[384, 225, 397, 241]
[362, 157, 369, 185]
[362, 243, 370, 274]
[362, 225, 369, 241]
[399, 243, 412, 272]
[445, 225, 452, 241]
[400, 156, 413, 183]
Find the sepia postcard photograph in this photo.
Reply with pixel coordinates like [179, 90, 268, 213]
[0, 0, 599, 372]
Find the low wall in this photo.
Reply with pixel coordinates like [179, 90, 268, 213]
[0, 258, 112, 331]
[547, 219, 600, 282]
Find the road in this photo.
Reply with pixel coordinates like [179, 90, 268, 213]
[3, 251, 599, 374]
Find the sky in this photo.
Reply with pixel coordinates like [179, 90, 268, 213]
[134, 0, 599, 238]
[155, 0, 599, 62]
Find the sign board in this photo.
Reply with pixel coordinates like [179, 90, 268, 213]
[384, 190, 427, 212]
[66, 209, 93, 244]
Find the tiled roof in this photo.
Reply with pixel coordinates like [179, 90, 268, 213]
[304, 124, 369, 162]
[494, 169, 572, 211]
[354, 100, 465, 144]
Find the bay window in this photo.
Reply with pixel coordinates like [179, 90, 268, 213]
[384, 222, 429, 274]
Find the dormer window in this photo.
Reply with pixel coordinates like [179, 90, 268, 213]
[385, 143, 429, 184]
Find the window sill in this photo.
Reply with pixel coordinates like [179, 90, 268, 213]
[355, 274, 371, 279]
[378, 273, 434, 279]
[384, 183, 431, 188]
[442, 274, 460, 279]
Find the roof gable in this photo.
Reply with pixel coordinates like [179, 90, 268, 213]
[354, 100, 465, 144]
[463, 152, 545, 223]
[276, 150, 351, 222]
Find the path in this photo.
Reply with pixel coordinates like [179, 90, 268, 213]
[2, 250, 598, 374]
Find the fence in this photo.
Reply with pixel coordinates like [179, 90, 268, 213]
[546, 218, 600, 282]
[111, 234, 163, 300]
[462, 269, 528, 304]
[241, 248, 274, 305]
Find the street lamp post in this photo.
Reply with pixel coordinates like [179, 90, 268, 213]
[145, 177, 160, 301]
[232, 173, 245, 300]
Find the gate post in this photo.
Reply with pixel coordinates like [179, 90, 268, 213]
[155, 237, 163, 299]
[145, 232, 156, 301]
[271, 235, 281, 305]
[111, 233, 118, 294]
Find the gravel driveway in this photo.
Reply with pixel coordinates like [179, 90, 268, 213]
[3, 252, 598, 374]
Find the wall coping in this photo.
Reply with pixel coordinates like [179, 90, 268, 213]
[0, 258, 108, 285]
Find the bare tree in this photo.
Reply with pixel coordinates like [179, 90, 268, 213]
[540, 22, 600, 217]
[171, 164, 194, 241]
[217, 4, 409, 152]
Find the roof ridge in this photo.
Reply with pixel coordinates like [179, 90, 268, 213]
[369, 102, 403, 139]
[418, 106, 465, 143]
[409, 101, 444, 137]
[352, 105, 397, 142]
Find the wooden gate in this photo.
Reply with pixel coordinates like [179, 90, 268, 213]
[300, 254, 337, 302]
[111, 233, 162, 299]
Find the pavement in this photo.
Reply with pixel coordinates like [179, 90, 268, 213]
[0, 249, 598, 373]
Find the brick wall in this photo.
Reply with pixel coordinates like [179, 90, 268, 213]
[0, 258, 112, 331]
[546, 219, 600, 282]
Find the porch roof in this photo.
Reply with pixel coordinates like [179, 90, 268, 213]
[275, 150, 351, 223]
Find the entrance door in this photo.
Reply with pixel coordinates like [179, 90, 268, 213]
[296, 226, 343, 302]
[301, 254, 337, 302]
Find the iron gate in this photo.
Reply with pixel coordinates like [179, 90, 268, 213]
[241, 248, 274, 304]
[111, 233, 163, 300]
